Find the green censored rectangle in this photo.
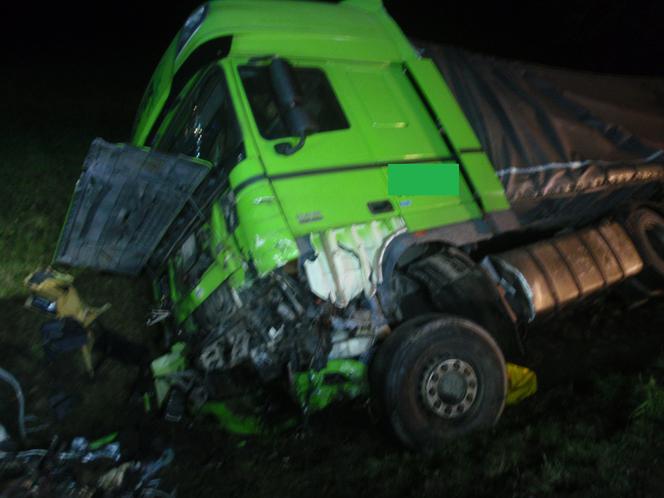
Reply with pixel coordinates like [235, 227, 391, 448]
[387, 162, 460, 196]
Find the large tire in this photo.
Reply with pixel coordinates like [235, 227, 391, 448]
[369, 313, 439, 417]
[379, 315, 507, 450]
[624, 208, 664, 289]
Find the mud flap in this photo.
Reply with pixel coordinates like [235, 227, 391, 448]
[54, 138, 210, 275]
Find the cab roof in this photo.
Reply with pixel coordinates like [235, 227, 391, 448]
[132, 0, 417, 145]
[178, 0, 416, 65]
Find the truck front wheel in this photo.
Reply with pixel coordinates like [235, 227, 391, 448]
[377, 315, 507, 450]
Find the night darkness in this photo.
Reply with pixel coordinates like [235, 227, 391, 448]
[10, 1, 664, 71]
[2, 1, 664, 497]
[8, 0, 664, 120]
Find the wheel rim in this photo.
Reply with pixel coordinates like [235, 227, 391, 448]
[421, 358, 478, 419]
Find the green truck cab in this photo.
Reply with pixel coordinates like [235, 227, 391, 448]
[55, 0, 664, 449]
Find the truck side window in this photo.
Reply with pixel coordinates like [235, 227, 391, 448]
[239, 65, 349, 139]
[153, 64, 243, 167]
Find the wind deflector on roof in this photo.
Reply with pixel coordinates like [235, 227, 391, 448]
[54, 138, 210, 275]
[420, 43, 664, 225]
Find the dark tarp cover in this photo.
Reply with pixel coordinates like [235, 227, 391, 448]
[421, 44, 664, 225]
[54, 138, 210, 275]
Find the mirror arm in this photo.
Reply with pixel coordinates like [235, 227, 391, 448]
[274, 134, 307, 156]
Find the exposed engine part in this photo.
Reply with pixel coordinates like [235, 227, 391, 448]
[328, 335, 374, 359]
[192, 267, 388, 384]
[198, 320, 253, 371]
[195, 271, 327, 381]
[328, 298, 390, 358]
[489, 221, 644, 321]
[147, 308, 171, 327]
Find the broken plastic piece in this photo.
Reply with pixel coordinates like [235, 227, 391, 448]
[61, 437, 121, 463]
[88, 432, 118, 451]
[147, 308, 171, 326]
[151, 343, 187, 406]
[201, 402, 265, 435]
[81, 442, 121, 463]
[293, 359, 368, 413]
[164, 389, 186, 423]
[97, 462, 137, 491]
[137, 448, 175, 490]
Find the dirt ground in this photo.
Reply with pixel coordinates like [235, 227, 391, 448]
[2, 59, 664, 498]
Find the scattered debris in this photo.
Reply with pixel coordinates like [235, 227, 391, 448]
[0, 367, 27, 443]
[24, 268, 111, 377]
[48, 392, 79, 422]
[146, 309, 171, 327]
[40, 318, 88, 358]
[0, 424, 10, 452]
[0, 435, 176, 497]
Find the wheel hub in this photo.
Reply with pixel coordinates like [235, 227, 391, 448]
[421, 358, 478, 418]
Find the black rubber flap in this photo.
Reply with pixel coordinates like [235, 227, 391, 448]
[54, 138, 210, 275]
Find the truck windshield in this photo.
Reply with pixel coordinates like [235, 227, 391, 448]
[153, 64, 244, 168]
[147, 64, 245, 271]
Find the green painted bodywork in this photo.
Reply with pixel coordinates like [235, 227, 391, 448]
[88, 432, 119, 451]
[203, 360, 368, 433]
[151, 342, 187, 405]
[197, 358, 368, 433]
[133, 0, 513, 419]
[293, 359, 368, 413]
[151, 342, 365, 432]
[201, 402, 267, 435]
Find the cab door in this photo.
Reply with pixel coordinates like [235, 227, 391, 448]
[231, 57, 481, 235]
[342, 62, 481, 230]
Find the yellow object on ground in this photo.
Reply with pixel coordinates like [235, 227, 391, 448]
[24, 268, 111, 376]
[24, 269, 110, 327]
[506, 362, 537, 405]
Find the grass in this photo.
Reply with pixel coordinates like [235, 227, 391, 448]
[1, 57, 664, 497]
[0, 60, 143, 298]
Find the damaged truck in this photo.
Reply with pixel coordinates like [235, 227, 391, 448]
[51, 0, 664, 449]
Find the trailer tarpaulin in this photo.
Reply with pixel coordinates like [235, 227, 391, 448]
[422, 44, 664, 225]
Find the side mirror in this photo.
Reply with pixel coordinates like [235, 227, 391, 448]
[269, 58, 318, 155]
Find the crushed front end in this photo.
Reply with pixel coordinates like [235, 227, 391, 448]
[149, 214, 408, 431]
